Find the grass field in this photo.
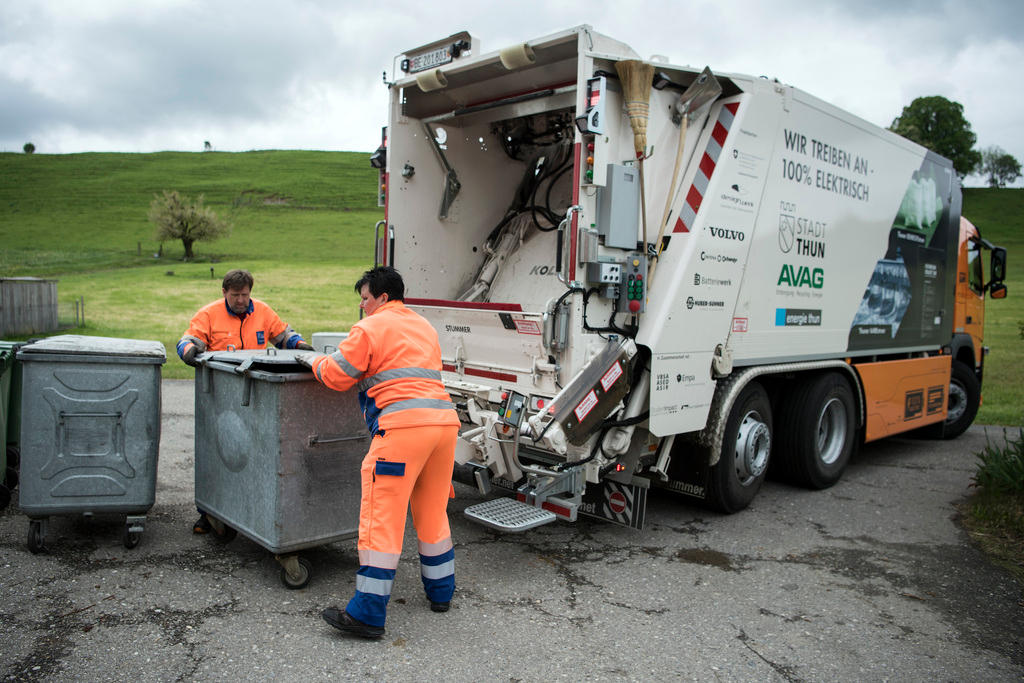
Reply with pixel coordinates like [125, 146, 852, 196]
[0, 152, 1021, 424]
[0, 150, 379, 379]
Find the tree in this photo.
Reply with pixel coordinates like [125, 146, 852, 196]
[889, 96, 981, 178]
[23, 142, 35, 154]
[980, 146, 1022, 188]
[148, 190, 231, 260]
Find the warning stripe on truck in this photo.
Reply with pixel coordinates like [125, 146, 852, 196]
[673, 101, 741, 233]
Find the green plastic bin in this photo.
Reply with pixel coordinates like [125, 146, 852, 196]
[0, 341, 25, 509]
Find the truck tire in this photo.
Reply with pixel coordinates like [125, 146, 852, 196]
[773, 372, 856, 489]
[706, 382, 772, 513]
[942, 360, 980, 439]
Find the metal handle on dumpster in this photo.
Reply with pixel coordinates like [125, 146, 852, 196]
[201, 363, 213, 393]
[233, 356, 258, 406]
[308, 434, 369, 447]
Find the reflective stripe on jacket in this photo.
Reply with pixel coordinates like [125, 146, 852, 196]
[176, 298, 302, 360]
[310, 300, 458, 434]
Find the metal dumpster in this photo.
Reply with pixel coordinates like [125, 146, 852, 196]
[0, 340, 26, 510]
[194, 347, 365, 589]
[17, 335, 166, 552]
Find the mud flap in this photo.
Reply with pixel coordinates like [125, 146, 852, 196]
[653, 449, 711, 502]
[580, 479, 647, 530]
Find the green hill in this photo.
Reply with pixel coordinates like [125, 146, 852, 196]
[0, 153, 1020, 424]
[0, 150, 382, 378]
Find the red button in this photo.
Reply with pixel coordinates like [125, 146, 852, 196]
[629, 300, 641, 313]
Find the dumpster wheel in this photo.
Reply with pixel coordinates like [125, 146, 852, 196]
[277, 555, 312, 590]
[123, 527, 142, 549]
[123, 516, 146, 550]
[27, 519, 45, 554]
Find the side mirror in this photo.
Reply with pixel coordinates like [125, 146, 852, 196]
[990, 282, 1007, 300]
[990, 247, 1007, 283]
[369, 144, 387, 170]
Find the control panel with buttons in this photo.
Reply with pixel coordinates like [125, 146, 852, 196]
[618, 252, 647, 314]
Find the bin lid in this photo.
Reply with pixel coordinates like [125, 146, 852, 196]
[203, 348, 313, 370]
[18, 335, 166, 361]
[201, 348, 313, 379]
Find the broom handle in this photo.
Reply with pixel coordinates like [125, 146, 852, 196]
[647, 113, 689, 292]
[656, 112, 689, 259]
[638, 156, 648, 253]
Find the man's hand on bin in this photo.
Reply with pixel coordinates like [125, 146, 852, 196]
[182, 345, 201, 367]
[295, 341, 314, 351]
[293, 352, 320, 370]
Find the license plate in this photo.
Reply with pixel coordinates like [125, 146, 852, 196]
[408, 46, 452, 73]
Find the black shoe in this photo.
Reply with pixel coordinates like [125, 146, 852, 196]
[192, 514, 211, 535]
[430, 601, 450, 613]
[321, 607, 384, 639]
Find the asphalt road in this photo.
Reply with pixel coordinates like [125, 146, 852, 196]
[1, 379, 1022, 681]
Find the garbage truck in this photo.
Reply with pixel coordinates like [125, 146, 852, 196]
[367, 25, 1008, 530]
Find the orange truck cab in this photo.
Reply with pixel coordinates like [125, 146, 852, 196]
[945, 216, 1008, 437]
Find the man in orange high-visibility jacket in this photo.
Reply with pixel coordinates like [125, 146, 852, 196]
[177, 268, 313, 534]
[295, 266, 459, 640]
[177, 268, 312, 366]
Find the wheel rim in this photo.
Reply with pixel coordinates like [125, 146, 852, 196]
[946, 379, 967, 424]
[815, 397, 848, 466]
[734, 410, 770, 485]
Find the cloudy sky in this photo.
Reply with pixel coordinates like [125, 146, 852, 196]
[2, 0, 1021, 186]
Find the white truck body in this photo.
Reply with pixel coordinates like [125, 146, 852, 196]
[374, 25, 977, 528]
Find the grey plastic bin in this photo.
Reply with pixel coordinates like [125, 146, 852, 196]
[310, 331, 348, 354]
[17, 335, 166, 552]
[194, 348, 365, 588]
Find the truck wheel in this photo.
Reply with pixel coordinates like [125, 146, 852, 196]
[774, 372, 856, 489]
[942, 360, 980, 439]
[707, 382, 772, 513]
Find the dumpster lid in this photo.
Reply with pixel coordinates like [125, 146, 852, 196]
[19, 335, 167, 360]
[203, 348, 308, 370]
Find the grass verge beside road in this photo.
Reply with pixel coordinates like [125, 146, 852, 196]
[959, 428, 1024, 591]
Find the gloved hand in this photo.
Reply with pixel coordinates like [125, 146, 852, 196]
[293, 352, 318, 369]
[182, 345, 200, 367]
[295, 341, 314, 351]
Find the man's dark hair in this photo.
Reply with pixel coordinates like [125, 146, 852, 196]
[355, 266, 404, 301]
[222, 269, 254, 291]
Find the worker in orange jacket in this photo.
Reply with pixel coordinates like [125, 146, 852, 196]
[295, 266, 459, 639]
[178, 268, 313, 534]
[177, 268, 312, 365]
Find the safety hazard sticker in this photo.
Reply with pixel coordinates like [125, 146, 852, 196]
[574, 389, 598, 422]
[514, 319, 541, 335]
[600, 361, 623, 391]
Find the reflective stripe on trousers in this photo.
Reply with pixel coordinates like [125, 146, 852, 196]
[344, 424, 458, 628]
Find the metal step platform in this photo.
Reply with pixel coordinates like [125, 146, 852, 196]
[463, 497, 557, 532]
